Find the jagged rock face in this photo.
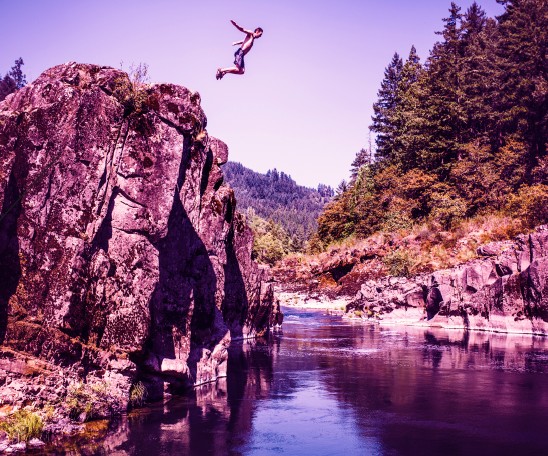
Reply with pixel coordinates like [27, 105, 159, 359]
[0, 63, 282, 408]
[348, 226, 548, 335]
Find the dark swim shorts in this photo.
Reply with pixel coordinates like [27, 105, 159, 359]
[234, 48, 245, 69]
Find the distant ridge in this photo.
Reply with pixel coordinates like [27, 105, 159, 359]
[222, 161, 333, 240]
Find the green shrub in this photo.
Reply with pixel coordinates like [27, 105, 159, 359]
[505, 184, 548, 227]
[381, 211, 414, 233]
[355, 311, 362, 317]
[429, 192, 467, 230]
[66, 381, 118, 422]
[0, 410, 43, 443]
[383, 249, 416, 278]
[129, 381, 148, 408]
[247, 209, 294, 265]
[113, 62, 150, 116]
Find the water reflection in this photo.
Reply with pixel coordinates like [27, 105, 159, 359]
[41, 309, 548, 456]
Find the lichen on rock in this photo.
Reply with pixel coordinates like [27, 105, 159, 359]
[0, 62, 283, 418]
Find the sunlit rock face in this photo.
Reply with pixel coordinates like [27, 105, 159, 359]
[0, 63, 282, 409]
[349, 226, 548, 336]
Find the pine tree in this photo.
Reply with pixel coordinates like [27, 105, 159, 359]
[334, 180, 348, 201]
[8, 58, 27, 89]
[495, 0, 548, 161]
[391, 45, 425, 170]
[222, 161, 330, 243]
[418, 2, 466, 173]
[0, 58, 26, 102]
[461, 5, 500, 145]
[370, 53, 403, 160]
[462, 1, 487, 43]
[350, 148, 371, 181]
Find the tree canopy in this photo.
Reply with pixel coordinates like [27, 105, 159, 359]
[313, 1, 548, 250]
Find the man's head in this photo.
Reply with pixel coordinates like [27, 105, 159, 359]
[254, 27, 263, 38]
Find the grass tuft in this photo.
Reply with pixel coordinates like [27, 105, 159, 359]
[0, 410, 43, 443]
[129, 381, 148, 408]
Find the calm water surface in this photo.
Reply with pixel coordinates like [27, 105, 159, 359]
[47, 307, 548, 455]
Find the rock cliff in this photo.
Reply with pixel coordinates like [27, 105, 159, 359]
[347, 226, 548, 335]
[0, 63, 282, 414]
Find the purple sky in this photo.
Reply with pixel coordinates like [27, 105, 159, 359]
[1, 0, 505, 188]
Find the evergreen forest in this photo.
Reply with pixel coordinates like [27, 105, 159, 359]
[222, 161, 333, 263]
[313, 0, 548, 250]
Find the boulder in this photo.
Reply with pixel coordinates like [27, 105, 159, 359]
[0, 63, 282, 410]
[476, 240, 512, 257]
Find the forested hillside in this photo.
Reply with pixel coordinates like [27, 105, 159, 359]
[222, 161, 333, 262]
[313, 0, 548, 250]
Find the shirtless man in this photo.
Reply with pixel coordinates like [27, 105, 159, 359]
[216, 20, 263, 80]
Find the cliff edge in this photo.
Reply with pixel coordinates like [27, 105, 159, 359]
[0, 63, 282, 415]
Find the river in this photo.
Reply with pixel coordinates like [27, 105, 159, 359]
[43, 307, 548, 456]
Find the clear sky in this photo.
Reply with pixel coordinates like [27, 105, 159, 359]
[1, 0, 505, 189]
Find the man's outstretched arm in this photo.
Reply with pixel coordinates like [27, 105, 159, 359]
[231, 19, 253, 35]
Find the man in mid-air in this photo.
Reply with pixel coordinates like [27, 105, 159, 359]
[216, 20, 263, 80]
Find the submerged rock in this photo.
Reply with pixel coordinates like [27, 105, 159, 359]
[0, 63, 282, 414]
[348, 226, 548, 335]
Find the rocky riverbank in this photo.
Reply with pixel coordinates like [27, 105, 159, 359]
[0, 62, 282, 443]
[276, 226, 548, 336]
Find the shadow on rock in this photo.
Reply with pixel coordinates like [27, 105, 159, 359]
[221, 232, 249, 340]
[0, 172, 22, 344]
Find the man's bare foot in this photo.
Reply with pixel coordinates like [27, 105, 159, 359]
[216, 69, 223, 80]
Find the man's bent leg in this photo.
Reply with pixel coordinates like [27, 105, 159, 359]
[219, 66, 245, 77]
